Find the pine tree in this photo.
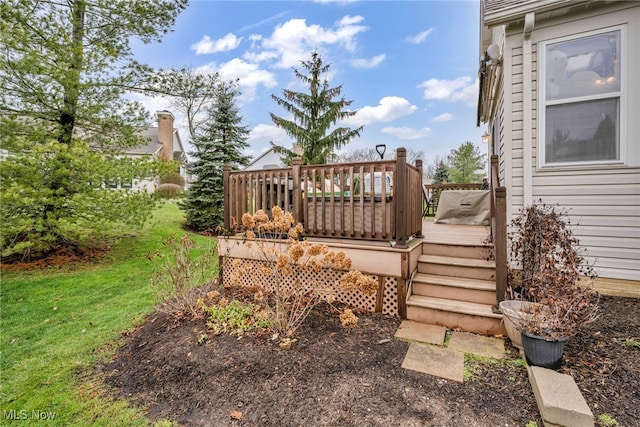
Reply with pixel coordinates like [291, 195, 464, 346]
[432, 160, 450, 184]
[448, 141, 486, 184]
[270, 51, 363, 165]
[0, 0, 186, 258]
[181, 81, 250, 232]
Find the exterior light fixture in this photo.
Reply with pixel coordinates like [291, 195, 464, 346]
[485, 43, 502, 67]
[376, 144, 386, 160]
[482, 133, 490, 144]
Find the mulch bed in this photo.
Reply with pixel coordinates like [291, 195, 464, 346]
[561, 295, 640, 425]
[100, 290, 639, 426]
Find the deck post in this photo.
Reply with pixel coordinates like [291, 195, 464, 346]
[397, 278, 407, 319]
[414, 159, 424, 238]
[394, 148, 407, 248]
[291, 157, 302, 225]
[494, 186, 508, 308]
[223, 163, 232, 231]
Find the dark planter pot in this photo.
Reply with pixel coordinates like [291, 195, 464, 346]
[521, 332, 569, 369]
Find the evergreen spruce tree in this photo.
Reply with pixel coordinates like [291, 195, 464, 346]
[182, 81, 250, 231]
[432, 160, 450, 184]
[270, 51, 363, 165]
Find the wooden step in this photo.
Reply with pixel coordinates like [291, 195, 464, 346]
[417, 255, 496, 281]
[407, 295, 505, 336]
[412, 273, 497, 305]
[422, 241, 492, 260]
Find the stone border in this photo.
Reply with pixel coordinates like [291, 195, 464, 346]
[525, 359, 594, 427]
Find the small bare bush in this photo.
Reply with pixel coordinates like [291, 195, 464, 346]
[235, 207, 377, 337]
[148, 234, 218, 318]
[507, 203, 599, 338]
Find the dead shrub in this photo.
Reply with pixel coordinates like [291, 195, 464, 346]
[148, 234, 218, 318]
[234, 207, 377, 339]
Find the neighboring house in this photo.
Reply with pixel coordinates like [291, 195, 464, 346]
[124, 110, 188, 192]
[478, 0, 640, 281]
[244, 144, 302, 171]
[244, 147, 284, 171]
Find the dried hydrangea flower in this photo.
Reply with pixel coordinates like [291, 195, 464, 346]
[340, 308, 358, 328]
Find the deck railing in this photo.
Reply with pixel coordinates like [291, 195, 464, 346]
[223, 148, 423, 247]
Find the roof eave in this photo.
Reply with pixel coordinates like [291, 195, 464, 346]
[484, 0, 575, 26]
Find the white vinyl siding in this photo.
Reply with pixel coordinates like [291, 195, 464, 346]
[498, 4, 640, 281]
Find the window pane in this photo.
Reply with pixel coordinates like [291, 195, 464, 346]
[105, 178, 118, 189]
[121, 177, 132, 189]
[546, 31, 620, 100]
[545, 98, 619, 163]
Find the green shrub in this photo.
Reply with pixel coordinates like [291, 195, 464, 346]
[206, 299, 272, 336]
[156, 183, 183, 199]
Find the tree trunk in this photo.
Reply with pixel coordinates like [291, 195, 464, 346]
[59, 0, 86, 145]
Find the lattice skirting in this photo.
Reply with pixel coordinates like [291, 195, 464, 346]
[221, 257, 398, 316]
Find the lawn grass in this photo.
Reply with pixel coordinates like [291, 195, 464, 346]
[0, 202, 215, 426]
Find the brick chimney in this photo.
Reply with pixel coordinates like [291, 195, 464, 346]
[157, 111, 174, 160]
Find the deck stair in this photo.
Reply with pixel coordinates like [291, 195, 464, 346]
[407, 223, 505, 336]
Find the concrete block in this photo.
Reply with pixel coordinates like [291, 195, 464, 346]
[402, 343, 464, 383]
[448, 331, 505, 359]
[528, 366, 594, 427]
[394, 320, 447, 345]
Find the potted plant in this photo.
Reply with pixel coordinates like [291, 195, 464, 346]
[500, 203, 599, 368]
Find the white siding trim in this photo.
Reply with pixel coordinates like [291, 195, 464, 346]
[502, 41, 514, 220]
[522, 12, 535, 206]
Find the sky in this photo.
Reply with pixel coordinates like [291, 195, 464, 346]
[131, 0, 485, 166]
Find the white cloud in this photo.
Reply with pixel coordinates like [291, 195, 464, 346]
[338, 15, 364, 26]
[431, 113, 454, 123]
[381, 126, 431, 140]
[127, 92, 195, 147]
[351, 54, 385, 69]
[191, 33, 242, 55]
[128, 92, 172, 117]
[248, 124, 289, 144]
[243, 49, 279, 64]
[247, 16, 368, 69]
[342, 96, 418, 127]
[195, 59, 277, 102]
[407, 29, 434, 44]
[418, 77, 479, 106]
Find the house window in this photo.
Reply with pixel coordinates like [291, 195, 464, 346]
[105, 177, 118, 189]
[120, 177, 132, 189]
[540, 27, 624, 166]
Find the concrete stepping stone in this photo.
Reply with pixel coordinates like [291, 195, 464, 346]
[402, 343, 464, 383]
[529, 366, 594, 427]
[394, 320, 447, 345]
[448, 331, 505, 359]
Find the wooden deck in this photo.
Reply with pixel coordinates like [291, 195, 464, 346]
[422, 221, 491, 247]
